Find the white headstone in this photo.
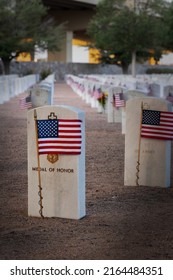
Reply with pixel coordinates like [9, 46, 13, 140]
[122, 90, 146, 134]
[27, 105, 85, 219]
[150, 83, 161, 98]
[124, 97, 172, 188]
[163, 85, 173, 98]
[107, 86, 125, 123]
[2, 79, 10, 103]
[31, 86, 52, 108]
[0, 81, 5, 104]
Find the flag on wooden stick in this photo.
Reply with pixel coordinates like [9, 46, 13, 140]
[113, 93, 125, 108]
[166, 94, 173, 105]
[141, 109, 173, 141]
[19, 94, 32, 109]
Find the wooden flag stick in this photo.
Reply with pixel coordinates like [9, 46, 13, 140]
[112, 93, 115, 122]
[34, 109, 44, 218]
[136, 102, 144, 186]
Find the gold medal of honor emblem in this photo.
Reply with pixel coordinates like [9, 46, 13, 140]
[47, 154, 59, 164]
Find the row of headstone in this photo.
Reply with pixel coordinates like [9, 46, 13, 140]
[27, 73, 172, 221]
[66, 74, 148, 123]
[0, 74, 38, 104]
[66, 74, 173, 189]
[30, 74, 55, 108]
[19, 73, 55, 110]
[66, 74, 173, 126]
[66, 75, 109, 114]
[80, 73, 173, 100]
[1, 74, 56, 217]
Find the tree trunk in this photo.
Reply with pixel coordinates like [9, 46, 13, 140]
[121, 62, 129, 74]
[1, 58, 11, 75]
[30, 50, 35, 61]
[131, 50, 136, 78]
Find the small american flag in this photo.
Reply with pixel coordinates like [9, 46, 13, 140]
[19, 95, 32, 109]
[37, 119, 82, 155]
[94, 88, 102, 100]
[141, 109, 173, 141]
[166, 95, 173, 105]
[113, 93, 125, 108]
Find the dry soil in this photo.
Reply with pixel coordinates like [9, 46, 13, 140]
[0, 83, 173, 260]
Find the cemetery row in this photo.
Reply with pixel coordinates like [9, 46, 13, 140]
[0, 73, 55, 107]
[66, 73, 173, 125]
[2, 72, 171, 219]
[24, 73, 55, 109]
[66, 73, 173, 190]
[0, 74, 38, 104]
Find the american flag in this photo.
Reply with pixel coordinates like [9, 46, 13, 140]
[166, 95, 173, 105]
[141, 109, 173, 141]
[37, 119, 82, 155]
[113, 93, 125, 108]
[19, 95, 32, 109]
[94, 88, 102, 100]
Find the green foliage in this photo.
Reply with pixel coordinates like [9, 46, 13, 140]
[25, 68, 35, 75]
[40, 68, 52, 80]
[162, 1, 173, 52]
[146, 67, 173, 74]
[87, 0, 168, 73]
[0, 0, 66, 73]
[97, 91, 108, 110]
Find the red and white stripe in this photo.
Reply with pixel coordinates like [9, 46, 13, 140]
[141, 111, 173, 141]
[114, 93, 125, 108]
[38, 119, 82, 155]
[19, 97, 32, 109]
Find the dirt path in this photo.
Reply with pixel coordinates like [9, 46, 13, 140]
[0, 82, 173, 260]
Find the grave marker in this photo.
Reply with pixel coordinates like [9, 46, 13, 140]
[31, 86, 52, 108]
[107, 87, 125, 123]
[27, 105, 85, 219]
[122, 90, 146, 134]
[124, 97, 172, 188]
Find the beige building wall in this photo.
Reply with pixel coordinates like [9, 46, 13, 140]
[48, 9, 95, 62]
[47, 0, 140, 63]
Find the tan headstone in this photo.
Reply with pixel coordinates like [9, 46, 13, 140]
[122, 90, 146, 134]
[27, 105, 85, 219]
[31, 87, 51, 108]
[124, 97, 172, 188]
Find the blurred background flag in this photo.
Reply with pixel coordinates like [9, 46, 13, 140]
[113, 93, 125, 108]
[19, 94, 32, 109]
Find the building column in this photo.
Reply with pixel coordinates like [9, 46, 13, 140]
[48, 31, 73, 63]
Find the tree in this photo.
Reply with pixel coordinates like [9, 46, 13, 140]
[0, 0, 65, 74]
[87, 0, 168, 76]
[162, 1, 173, 52]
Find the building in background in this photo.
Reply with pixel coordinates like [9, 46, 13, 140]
[17, 0, 173, 66]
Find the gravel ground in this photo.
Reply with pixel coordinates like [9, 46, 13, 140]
[0, 82, 173, 260]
